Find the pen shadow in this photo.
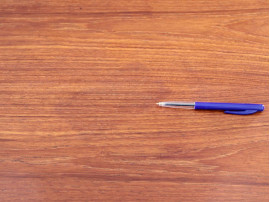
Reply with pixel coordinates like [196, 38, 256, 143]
[193, 109, 264, 116]
[157, 107, 264, 116]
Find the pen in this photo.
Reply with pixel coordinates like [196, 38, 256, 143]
[157, 101, 264, 115]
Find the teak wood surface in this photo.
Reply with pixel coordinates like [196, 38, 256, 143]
[0, 0, 269, 201]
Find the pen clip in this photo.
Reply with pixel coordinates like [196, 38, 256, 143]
[224, 110, 258, 115]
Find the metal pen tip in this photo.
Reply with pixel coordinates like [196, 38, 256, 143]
[157, 102, 165, 107]
[156, 101, 195, 109]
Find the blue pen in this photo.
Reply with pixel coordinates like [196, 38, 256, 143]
[157, 101, 264, 115]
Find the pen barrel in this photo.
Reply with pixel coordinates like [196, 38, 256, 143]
[195, 102, 264, 111]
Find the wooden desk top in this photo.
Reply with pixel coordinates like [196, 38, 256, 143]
[0, 0, 268, 201]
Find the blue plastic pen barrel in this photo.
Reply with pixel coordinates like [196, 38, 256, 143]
[195, 102, 264, 115]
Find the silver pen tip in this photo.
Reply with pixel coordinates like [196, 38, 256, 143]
[156, 102, 165, 106]
[156, 101, 195, 108]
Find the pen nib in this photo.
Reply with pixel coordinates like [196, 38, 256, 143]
[156, 102, 165, 107]
[156, 101, 195, 109]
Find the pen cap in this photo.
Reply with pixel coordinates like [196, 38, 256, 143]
[195, 102, 264, 115]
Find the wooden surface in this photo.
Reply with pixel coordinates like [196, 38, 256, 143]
[0, 0, 268, 201]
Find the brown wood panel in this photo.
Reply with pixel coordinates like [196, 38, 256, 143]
[0, 0, 268, 201]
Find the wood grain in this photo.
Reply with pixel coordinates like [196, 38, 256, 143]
[0, 0, 268, 201]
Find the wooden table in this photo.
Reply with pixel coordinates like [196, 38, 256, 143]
[1, 0, 268, 201]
